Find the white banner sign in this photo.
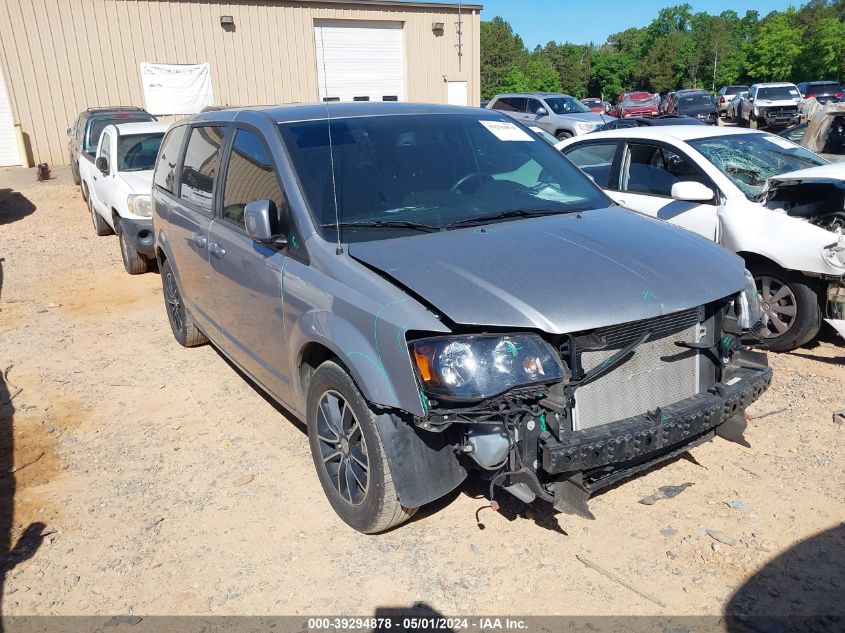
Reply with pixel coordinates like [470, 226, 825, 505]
[140, 63, 214, 115]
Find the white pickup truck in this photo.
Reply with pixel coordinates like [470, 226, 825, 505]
[79, 121, 170, 274]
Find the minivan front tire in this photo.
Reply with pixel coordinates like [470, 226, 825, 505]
[307, 361, 417, 534]
[160, 259, 208, 347]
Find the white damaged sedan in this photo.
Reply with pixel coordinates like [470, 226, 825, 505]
[558, 126, 845, 351]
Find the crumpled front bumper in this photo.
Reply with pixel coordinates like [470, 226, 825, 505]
[541, 363, 772, 476]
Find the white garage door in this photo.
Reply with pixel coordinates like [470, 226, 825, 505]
[314, 21, 404, 103]
[0, 65, 20, 166]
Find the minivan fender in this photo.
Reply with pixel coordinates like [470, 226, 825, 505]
[289, 308, 428, 417]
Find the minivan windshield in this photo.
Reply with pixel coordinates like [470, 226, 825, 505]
[688, 133, 827, 199]
[544, 97, 590, 114]
[117, 133, 164, 172]
[278, 114, 609, 241]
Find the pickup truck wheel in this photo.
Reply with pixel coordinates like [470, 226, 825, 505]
[307, 361, 417, 534]
[555, 130, 573, 141]
[754, 269, 821, 352]
[88, 193, 113, 236]
[118, 220, 149, 275]
[160, 259, 207, 347]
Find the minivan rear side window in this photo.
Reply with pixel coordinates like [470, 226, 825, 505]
[221, 129, 288, 229]
[154, 125, 188, 194]
[180, 126, 225, 210]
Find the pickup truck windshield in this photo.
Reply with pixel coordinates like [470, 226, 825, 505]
[117, 133, 165, 172]
[278, 113, 609, 241]
[756, 87, 800, 100]
[544, 97, 590, 114]
[688, 133, 826, 199]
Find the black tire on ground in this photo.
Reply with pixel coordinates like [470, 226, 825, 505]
[555, 130, 573, 141]
[71, 160, 81, 186]
[160, 259, 207, 347]
[118, 219, 149, 275]
[752, 265, 821, 353]
[307, 361, 417, 534]
[81, 179, 88, 202]
[88, 191, 113, 236]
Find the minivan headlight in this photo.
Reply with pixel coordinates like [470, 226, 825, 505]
[410, 334, 566, 401]
[127, 194, 152, 218]
[737, 269, 762, 329]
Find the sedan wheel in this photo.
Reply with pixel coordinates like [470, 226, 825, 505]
[753, 269, 821, 352]
[758, 275, 797, 338]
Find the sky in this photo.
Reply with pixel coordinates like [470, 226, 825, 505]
[475, 0, 799, 48]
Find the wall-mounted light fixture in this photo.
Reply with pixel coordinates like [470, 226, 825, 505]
[220, 15, 234, 26]
[432, 21, 445, 34]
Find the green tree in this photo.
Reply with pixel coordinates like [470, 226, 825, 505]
[524, 58, 563, 92]
[746, 11, 804, 81]
[641, 31, 685, 92]
[480, 17, 528, 99]
[589, 48, 635, 100]
[799, 16, 845, 80]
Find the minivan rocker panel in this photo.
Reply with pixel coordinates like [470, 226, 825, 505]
[152, 103, 770, 533]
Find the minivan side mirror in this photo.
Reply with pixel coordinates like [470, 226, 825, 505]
[671, 181, 714, 202]
[244, 199, 287, 246]
[535, 107, 548, 117]
[95, 156, 109, 173]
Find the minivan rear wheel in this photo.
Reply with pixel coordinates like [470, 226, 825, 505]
[306, 361, 417, 533]
[160, 259, 207, 347]
[753, 267, 821, 352]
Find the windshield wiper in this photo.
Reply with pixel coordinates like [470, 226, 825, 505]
[445, 208, 578, 228]
[323, 220, 439, 233]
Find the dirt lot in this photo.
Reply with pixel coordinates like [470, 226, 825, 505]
[0, 171, 843, 617]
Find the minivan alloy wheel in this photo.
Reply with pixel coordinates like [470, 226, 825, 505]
[165, 271, 184, 333]
[757, 275, 797, 337]
[316, 390, 369, 505]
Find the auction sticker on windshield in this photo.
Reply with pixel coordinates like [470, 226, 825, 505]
[480, 120, 534, 142]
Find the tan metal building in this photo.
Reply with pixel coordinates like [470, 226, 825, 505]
[0, 0, 481, 167]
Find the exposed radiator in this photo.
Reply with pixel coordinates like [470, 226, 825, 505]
[572, 307, 709, 431]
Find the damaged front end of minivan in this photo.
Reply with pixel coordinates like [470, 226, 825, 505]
[405, 291, 772, 518]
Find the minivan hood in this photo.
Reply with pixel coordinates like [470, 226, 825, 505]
[118, 170, 155, 195]
[348, 207, 744, 334]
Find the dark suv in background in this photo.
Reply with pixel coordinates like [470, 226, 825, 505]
[67, 107, 156, 188]
[797, 81, 843, 105]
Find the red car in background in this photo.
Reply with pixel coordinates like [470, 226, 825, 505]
[615, 91, 659, 118]
[582, 97, 611, 114]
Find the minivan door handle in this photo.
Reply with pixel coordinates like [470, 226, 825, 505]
[209, 242, 226, 259]
[192, 232, 207, 248]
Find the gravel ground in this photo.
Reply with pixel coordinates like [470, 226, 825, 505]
[0, 172, 843, 617]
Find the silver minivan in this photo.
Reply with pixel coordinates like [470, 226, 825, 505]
[152, 103, 771, 533]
